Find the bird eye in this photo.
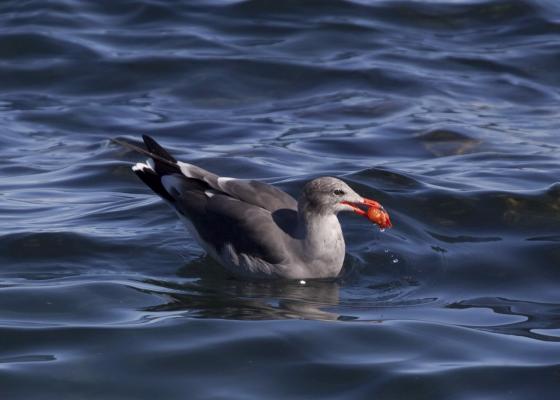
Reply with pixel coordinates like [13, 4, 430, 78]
[333, 189, 345, 196]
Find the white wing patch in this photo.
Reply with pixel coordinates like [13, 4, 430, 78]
[132, 162, 154, 172]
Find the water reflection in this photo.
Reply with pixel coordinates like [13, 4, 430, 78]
[142, 276, 343, 321]
[136, 254, 445, 323]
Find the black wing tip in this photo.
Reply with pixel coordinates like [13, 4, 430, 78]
[142, 134, 156, 147]
[131, 134, 179, 175]
[142, 135, 177, 163]
[113, 134, 180, 174]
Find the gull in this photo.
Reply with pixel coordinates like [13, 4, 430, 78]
[115, 135, 391, 280]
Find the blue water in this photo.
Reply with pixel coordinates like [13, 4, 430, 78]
[1, 0, 560, 398]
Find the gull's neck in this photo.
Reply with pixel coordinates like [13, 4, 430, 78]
[297, 202, 345, 257]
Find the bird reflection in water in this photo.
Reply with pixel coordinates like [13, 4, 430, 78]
[140, 257, 349, 321]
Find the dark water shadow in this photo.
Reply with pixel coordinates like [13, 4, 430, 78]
[142, 272, 345, 321]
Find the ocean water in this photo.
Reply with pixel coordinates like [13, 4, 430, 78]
[1, 0, 560, 398]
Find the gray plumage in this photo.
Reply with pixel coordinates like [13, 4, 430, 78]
[127, 135, 372, 280]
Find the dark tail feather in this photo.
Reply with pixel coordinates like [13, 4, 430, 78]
[133, 167, 175, 203]
[113, 135, 184, 202]
[142, 135, 177, 162]
[142, 135, 180, 175]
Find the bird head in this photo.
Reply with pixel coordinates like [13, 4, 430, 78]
[299, 177, 392, 229]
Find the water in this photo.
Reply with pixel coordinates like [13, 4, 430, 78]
[1, 0, 560, 398]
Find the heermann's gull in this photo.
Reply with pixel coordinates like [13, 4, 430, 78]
[115, 135, 392, 280]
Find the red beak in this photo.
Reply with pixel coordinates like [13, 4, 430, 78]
[341, 198, 392, 229]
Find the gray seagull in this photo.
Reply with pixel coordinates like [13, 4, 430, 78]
[117, 135, 391, 280]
